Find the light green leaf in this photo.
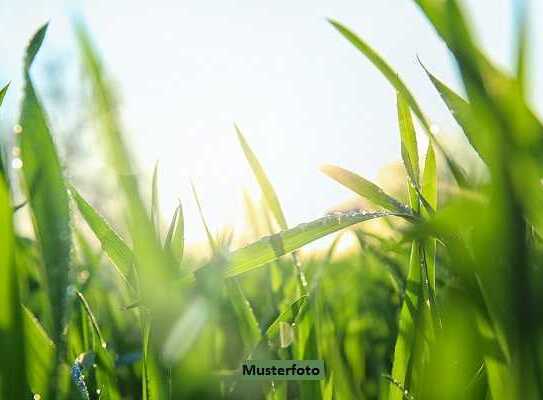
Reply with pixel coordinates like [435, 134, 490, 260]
[164, 202, 184, 264]
[70, 185, 133, 288]
[19, 23, 71, 342]
[225, 280, 261, 351]
[397, 92, 419, 186]
[151, 162, 160, 237]
[222, 210, 414, 278]
[321, 164, 411, 214]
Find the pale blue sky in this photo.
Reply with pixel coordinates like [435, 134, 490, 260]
[1, 0, 542, 244]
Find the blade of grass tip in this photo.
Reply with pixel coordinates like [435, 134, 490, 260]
[397, 91, 420, 187]
[419, 60, 489, 163]
[0, 82, 10, 108]
[514, 0, 528, 94]
[321, 164, 412, 214]
[220, 210, 415, 278]
[164, 201, 184, 264]
[191, 181, 217, 254]
[328, 19, 468, 187]
[0, 176, 29, 398]
[69, 184, 134, 290]
[151, 161, 160, 238]
[20, 22, 72, 347]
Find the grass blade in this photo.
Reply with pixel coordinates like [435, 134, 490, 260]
[70, 185, 134, 288]
[397, 92, 419, 186]
[151, 161, 160, 238]
[19, 23, 72, 343]
[221, 210, 415, 278]
[225, 280, 262, 351]
[191, 182, 217, 253]
[0, 175, 28, 398]
[235, 124, 287, 230]
[422, 143, 437, 291]
[164, 202, 184, 264]
[321, 164, 411, 214]
[328, 18, 468, 187]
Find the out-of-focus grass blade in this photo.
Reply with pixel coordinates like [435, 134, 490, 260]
[70, 185, 134, 288]
[19, 23, 72, 343]
[328, 19, 468, 187]
[222, 210, 414, 278]
[321, 164, 412, 214]
[0, 176, 28, 398]
[422, 144, 437, 291]
[164, 202, 184, 264]
[23, 306, 55, 397]
[514, 0, 528, 93]
[191, 182, 217, 253]
[151, 162, 160, 238]
[235, 124, 287, 230]
[225, 280, 262, 351]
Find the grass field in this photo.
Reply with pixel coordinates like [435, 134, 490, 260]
[1, 1, 542, 399]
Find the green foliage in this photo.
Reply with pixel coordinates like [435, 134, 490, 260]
[1, 4, 542, 399]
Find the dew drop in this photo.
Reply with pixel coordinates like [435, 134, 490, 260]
[11, 158, 22, 169]
[33, 395, 41, 400]
[13, 124, 23, 134]
[11, 146, 20, 157]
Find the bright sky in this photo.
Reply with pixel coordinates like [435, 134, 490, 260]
[1, 0, 542, 244]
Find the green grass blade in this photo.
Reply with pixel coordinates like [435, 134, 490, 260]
[75, 291, 107, 349]
[19, 23, 72, 342]
[23, 306, 55, 397]
[225, 280, 262, 351]
[397, 92, 420, 186]
[235, 124, 288, 230]
[321, 164, 411, 214]
[164, 202, 184, 264]
[70, 185, 134, 288]
[0, 82, 9, 108]
[422, 143, 437, 291]
[222, 210, 415, 278]
[0, 176, 28, 398]
[328, 18, 468, 187]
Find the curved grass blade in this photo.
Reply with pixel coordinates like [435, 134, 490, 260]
[69, 185, 134, 288]
[321, 164, 411, 214]
[235, 124, 287, 230]
[75, 291, 107, 349]
[0, 176, 28, 398]
[191, 182, 217, 253]
[223, 210, 415, 278]
[225, 280, 262, 351]
[397, 92, 419, 186]
[0, 82, 9, 108]
[328, 19, 468, 187]
[422, 143, 437, 291]
[19, 23, 72, 343]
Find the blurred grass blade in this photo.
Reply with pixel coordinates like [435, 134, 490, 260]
[514, 0, 528, 92]
[191, 182, 217, 253]
[19, 22, 72, 343]
[321, 164, 411, 214]
[225, 280, 262, 351]
[23, 306, 55, 397]
[151, 161, 160, 238]
[70, 185, 134, 288]
[164, 201, 184, 264]
[328, 18, 468, 187]
[235, 124, 287, 230]
[222, 210, 414, 278]
[0, 176, 28, 398]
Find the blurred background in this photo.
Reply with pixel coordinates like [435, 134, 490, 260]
[1, 0, 542, 244]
